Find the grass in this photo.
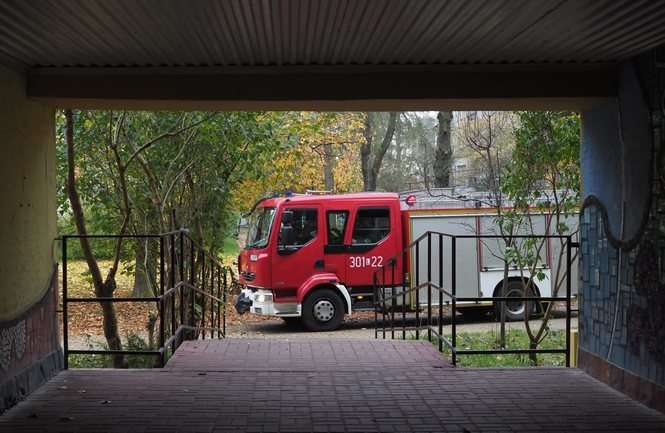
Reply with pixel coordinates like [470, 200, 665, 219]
[68, 333, 162, 369]
[414, 328, 567, 367]
[222, 236, 240, 257]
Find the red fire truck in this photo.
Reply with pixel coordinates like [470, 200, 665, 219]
[235, 191, 578, 331]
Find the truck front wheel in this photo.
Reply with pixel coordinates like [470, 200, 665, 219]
[302, 288, 345, 331]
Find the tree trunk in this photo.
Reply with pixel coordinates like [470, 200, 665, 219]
[361, 113, 372, 191]
[100, 276, 124, 367]
[529, 340, 538, 366]
[433, 111, 453, 188]
[132, 240, 155, 297]
[66, 109, 125, 368]
[323, 142, 335, 191]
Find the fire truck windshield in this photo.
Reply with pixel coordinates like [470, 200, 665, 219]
[246, 207, 275, 249]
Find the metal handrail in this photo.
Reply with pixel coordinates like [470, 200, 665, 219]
[61, 229, 234, 369]
[373, 231, 577, 367]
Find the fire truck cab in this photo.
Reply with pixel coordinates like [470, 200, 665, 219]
[237, 192, 404, 331]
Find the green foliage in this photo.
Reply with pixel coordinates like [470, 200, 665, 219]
[411, 329, 566, 367]
[222, 236, 240, 257]
[56, 111, 286, 257]
[124, 333, 158, 368]
[503, 111, 581, 218]
[68, 333, 158, 368]
[497, 112, 581, 270]
[68, 353, 109, 368]
[445, 329, 566, 367]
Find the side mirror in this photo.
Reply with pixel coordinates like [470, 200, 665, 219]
[234, 216, 241, 239]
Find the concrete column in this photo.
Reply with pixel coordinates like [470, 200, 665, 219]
[0, 65, 60, 413]
[578, 53, 665, 414]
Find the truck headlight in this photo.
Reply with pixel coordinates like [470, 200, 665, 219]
[256, 293, 272, 303]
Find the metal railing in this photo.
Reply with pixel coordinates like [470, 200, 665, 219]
[61, 229, 235, 369]
[373, 231, 578, 367]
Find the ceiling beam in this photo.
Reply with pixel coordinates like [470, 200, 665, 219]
[27, 64, 618, 111]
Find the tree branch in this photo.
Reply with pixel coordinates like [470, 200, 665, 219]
[124, 113, 217, 169]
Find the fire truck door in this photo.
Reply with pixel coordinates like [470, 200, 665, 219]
[271, 206, 324, 292]
[345, 207, 397, 287]
[323, 209, 349, 282]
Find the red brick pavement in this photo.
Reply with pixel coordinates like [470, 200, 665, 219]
[1, 339, 665, 432]
[165, 339, 450, 371]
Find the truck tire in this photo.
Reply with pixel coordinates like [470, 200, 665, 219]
[302, 288, 345, 332]
[494, 280, 537, 322]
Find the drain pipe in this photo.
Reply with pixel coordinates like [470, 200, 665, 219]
[607, 99, 627, 361]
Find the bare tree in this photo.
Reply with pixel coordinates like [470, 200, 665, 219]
[455, 111, 516, 346]
[361, 112, 398, 191]
[456, 111, 513, 199]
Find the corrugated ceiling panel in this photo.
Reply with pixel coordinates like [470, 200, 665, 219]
[0, 0, 664, 68]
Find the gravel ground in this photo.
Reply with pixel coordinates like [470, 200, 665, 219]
[64, 312, 578, 347]
[226, 313, 578, 340]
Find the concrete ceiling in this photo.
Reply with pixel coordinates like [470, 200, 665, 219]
[1, 0, 663, 109]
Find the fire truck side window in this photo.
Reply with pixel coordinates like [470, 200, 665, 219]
[351, 208, 390, 245]
[281, 208, 317, 246]
[326, 211, 348, 245]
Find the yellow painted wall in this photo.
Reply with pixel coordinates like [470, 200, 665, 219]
[0, 66, 56, 321]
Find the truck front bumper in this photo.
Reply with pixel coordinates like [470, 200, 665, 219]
[238, 288, 301, 317]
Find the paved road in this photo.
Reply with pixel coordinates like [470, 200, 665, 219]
[227, 315, 578, 340]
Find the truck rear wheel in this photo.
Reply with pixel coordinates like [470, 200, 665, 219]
[302, 288, 345, 332]
[494, 280, 537, 321]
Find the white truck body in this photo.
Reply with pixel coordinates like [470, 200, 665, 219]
[390, 190, 579, 309]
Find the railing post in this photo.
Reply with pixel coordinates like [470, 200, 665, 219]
[159, 236, 165, 367]
[402, 249, 406, 340]
[427, 232, 432, 343]
[373, 272, 378, 339]
[201, 253, 206, 339]
[566, 236, 572, 368]
[391, 260, 395, 339]
[179, 231, 185, 342]
[222, 268, 227, 337]
[451, 236, 457, 367]
[210, 262, 215, 339]
[382, 266, 386, 339]
[415, 240, 420, 340]
[170, 233, 176, 354]
[62, 236, 69, 370]
[438, 233, 443, 353]
[190, 239, 195, 338]
[217, 267, 221, 338]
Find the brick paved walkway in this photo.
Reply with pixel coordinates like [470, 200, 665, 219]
[166, 338, 450, 371]
[2, 339, 665, 432]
